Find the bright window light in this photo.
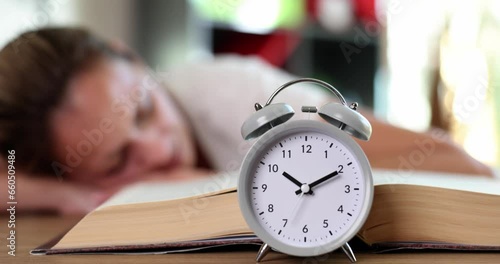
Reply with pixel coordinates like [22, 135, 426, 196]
[190, 0, 305, 34]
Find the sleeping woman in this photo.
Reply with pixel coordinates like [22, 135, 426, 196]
[0, 28, 493, 214]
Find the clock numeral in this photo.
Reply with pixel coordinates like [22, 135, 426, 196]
[345, 185, 351, 193]
[338, 205, 344, 213]
[323, 219, 329, 228]
[282, 219, 288, 227]
[268, 204, 274, 212]
[324, 150, 328, 158]
[282, 150, 291, 158]
[268, 164, 279, 173]
[261, 184, 268, 192]
[338, 165, 344, 173]
[302, 225, 309, 233]
[301, 144, 312, 154]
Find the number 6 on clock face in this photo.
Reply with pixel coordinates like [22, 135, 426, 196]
[239, 120, 373, 257]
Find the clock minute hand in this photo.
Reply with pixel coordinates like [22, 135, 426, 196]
[309, 170, 339, 189]
[295, 170, 339, 195]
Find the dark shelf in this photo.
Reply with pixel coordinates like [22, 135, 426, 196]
[211, 23, 377, 108]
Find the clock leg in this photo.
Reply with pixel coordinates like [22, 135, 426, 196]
[341, 242, 357, 263]
[256, 243, 271, 262]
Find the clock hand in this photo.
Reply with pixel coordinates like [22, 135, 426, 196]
[283, 171, 314, 195]
[309, 171, 339, 189]
[287, 191, 305, 223]
[282, 172, 303, 187]
[295, 170, 339, 195]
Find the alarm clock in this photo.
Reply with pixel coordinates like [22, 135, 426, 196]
[238, 78, 373, 262]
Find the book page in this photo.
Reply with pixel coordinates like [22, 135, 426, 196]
[53, 192, 252, 249]
[99, 169, 499, 209]
[98, 171, 238, 209]
[373, 169, 500, 195]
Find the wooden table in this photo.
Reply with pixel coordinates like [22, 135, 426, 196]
[1, 215, 499, 263]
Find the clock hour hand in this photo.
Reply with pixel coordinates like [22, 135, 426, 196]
[282, 171, 303, 187]
[283, 171, 314, 195]
[295, 170, 339, 195]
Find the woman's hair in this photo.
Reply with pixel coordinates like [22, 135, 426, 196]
[0, 27, 137, 174]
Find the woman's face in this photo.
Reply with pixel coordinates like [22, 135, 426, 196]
[50, 58, 196, 187]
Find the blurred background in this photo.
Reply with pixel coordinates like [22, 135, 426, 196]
[0, 0, 499, 167]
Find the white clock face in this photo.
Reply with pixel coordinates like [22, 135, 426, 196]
[249, 131, 366, 249]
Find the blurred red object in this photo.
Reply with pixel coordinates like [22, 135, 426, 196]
[308, 0, 376, 23]
[353, 0, 377, 23]
[213, 30, 299, 67]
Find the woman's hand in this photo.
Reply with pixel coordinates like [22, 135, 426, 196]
[50, 180, 113, 215]
[358, 111, 494, 177]
[88, 165, 214, 189]
[140, 167, 214, 182]
[1, 166, 213, 215]
[1, 172, 112, 215]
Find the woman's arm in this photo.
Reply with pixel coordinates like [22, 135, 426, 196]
[358, 111, 493, 176]
[1, 150, 212, 214]
[0, 166, 110, 214]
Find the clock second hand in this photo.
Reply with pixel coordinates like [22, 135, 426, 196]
[286, 189, 305, 223]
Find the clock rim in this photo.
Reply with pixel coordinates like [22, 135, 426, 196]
[238, 119, 374, 257]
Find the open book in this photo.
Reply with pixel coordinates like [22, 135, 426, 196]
[32, 170, 500, 255]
